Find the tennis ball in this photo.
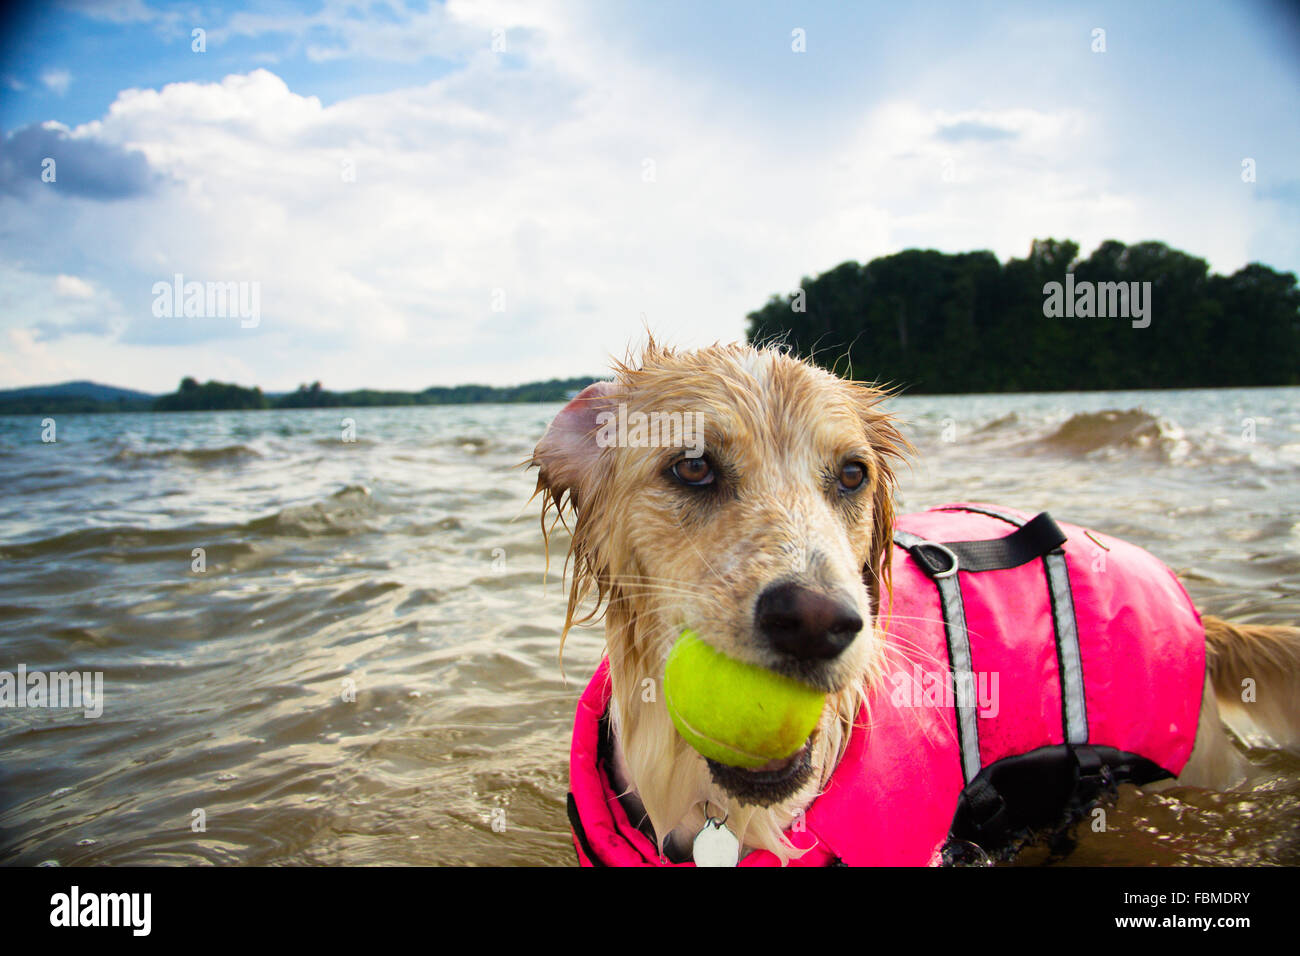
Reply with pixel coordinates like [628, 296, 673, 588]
[664, 629, 826, 769]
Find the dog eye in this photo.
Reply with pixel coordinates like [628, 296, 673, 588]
[838, 461, 868, 492]
[672, 457, 714, 486]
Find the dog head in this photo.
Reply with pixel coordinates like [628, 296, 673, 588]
[533, 341, 908, 859]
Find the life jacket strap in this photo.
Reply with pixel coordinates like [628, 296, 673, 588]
[893, 527, 983, 782]
[904, 510, 1067, 575]
[944, 742, 1167, 860]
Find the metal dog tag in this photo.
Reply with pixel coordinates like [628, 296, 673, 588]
[693, 818, 739, 867]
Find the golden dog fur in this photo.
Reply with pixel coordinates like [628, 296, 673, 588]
[532, 340, 1300, 863]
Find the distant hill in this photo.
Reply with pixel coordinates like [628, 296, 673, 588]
[0, 380, 156, 414]
[0, 376, 600, 415]
[0, 381, 156, 403]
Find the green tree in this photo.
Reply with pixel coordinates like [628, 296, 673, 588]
[745, 239, 1298, 392]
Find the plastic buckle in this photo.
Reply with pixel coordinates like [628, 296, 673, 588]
[913, 542, 959, 579]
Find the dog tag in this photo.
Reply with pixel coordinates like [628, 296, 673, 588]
[693, 818, 739, 867]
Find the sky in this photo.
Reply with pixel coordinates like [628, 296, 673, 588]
[0, 0, 1297, 393]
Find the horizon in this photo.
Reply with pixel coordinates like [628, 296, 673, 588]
[9, 374, 1300, 407]
[0, 371, 604, 398]
[2, 1, 1298, 392]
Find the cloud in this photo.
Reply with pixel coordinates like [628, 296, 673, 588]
[0, 122, 157, 199]
[0, 55, 1225, 386]
[936, 120, 1018, 143]
[0, 60, 1117, 388]
[931, 108, 1067, 145]
[0, 264, 120, 345]
[41, 69, 72, 96]
[53, 274, 95, 298]
[31, 313, 115, 342]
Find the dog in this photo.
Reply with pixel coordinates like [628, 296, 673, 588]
[532, 340, 1300, 864]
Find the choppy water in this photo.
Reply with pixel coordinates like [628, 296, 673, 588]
[1, 388, 1298, 866]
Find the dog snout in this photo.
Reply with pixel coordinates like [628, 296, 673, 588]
[755, 582, 863, 661]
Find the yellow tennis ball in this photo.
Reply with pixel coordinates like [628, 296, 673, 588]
[664, 629, 826, 769]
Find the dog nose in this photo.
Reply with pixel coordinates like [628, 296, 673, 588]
[755, 583, 863, 661]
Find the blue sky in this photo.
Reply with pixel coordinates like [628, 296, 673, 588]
[1, 1, 476, 130]
[1, 0, 1297, 391]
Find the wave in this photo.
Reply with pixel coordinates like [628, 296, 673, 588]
[310, 436, 376, 449]
[0, 485, 383, 559]
[1039, 409, 1190, 462]
[243, 485, 380, 538]
[0, 524, 208, 561]
[935, 406, 1294, 472]
[107, 444, 263, 467]
[437, 435, 496, 455]
[976, 412, 1020, 432]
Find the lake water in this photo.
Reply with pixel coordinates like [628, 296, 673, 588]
[1, 387, 1298, 865]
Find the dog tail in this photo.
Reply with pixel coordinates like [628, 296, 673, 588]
[1203, 614, 1300, 753]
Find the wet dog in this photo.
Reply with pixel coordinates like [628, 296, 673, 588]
[532, 340, 1300, 863]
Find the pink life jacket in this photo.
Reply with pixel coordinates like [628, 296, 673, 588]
[566, 503, 1205, 866]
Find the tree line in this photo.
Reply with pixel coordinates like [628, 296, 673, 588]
[149, 375, 599, 412]
[0, 376, 604, 414]
[744, 239, 1300, 392]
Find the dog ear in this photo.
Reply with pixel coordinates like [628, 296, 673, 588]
[855, 388, 910, 618]
[867, 472, 896, 619]
[533, 380, 619, 508]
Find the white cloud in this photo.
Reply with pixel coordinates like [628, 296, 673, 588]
[54, 275, 96, 298]
[0, 264, 121, 356]
[41, 69, 72, 96]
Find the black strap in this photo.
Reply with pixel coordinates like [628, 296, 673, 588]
[946, 744, 1172, 861]
[1072, 744, 1115, 796]
[964, 776, 1010, 835]
[566, 792, 606, 867]
[906, 511, 1067, 577]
